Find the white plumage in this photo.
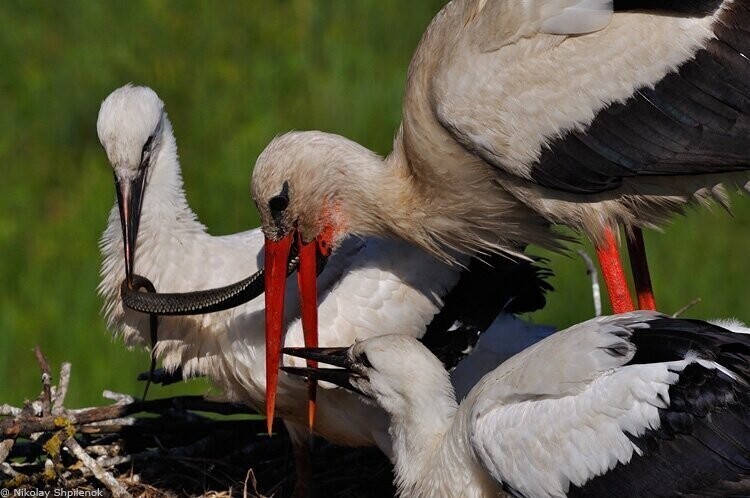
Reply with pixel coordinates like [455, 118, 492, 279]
[450, 314, 555, 401]
[286, 311, 750, 497]
[96, 85, 552, 458]
[250, 0, 750, 319]
[96, 85, 456, 449]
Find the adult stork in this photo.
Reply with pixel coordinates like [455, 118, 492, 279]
[96, 84, 552, 492]
[285, 312, 750, 498]
[251, 0, 750, 416]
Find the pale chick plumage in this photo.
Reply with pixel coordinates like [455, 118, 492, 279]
[317, 312, 750, 498]
[97, 84, 548, 454]
[251, 0, 749, 266]
[97, 85, 164, 180]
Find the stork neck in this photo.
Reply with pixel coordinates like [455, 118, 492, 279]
[384, 372, 463, 497]
[347, 128, 536, 263]
[339, 131, 451, 258]
[139, 119, 203, 234]
[390, 395, 499, 498]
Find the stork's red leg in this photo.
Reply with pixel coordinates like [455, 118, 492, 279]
[626, 227, 657, 311]
[595, 227, 635, 314]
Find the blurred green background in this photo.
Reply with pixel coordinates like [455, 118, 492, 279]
[0, 1, 747, 409]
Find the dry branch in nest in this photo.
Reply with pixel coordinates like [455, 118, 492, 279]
[0, 347, 395, 497]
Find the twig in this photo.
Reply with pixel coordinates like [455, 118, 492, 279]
[86, 417, 137, 427]
[52, 363, 71, 415]
[577, 249, 602, 317]
[244, 468, 264, 498]
[30, 401, 43, 417]
[102, 391, 135, 405]
[1, 396, 255, 438]
[673, 297, 702, 317]
[33, 346, 52, 417]
[0, 439, 13, 464]
[0, 461, 21, 478]
[63, 437, 132, 498]
[96, 452, 155, 468]
[87, 443, 121, 457]
[0, 405, 21, 416]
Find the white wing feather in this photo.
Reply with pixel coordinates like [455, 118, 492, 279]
[538, 0, 614, 35]
[433, 2, 714, 180]
[469, 312, 659, 399]
[469, 361, 686, 497]
[461, 312, 679, 497]
[451, 315, 556, 401]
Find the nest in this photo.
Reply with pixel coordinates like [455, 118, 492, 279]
[0, 347, 395, 497]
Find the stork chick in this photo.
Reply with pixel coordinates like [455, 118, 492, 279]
[287, 312, 750, 498]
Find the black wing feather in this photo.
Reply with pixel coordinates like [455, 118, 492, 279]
[570, 318, 750, 497]
[531, 1, 750, 194]
[420, 256, 552, 370]
[613, 0, 725, 16]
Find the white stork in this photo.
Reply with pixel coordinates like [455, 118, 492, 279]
[285, 312, 750, 498]
[95, 84, 552, 493]
[250, 0, 750, 417]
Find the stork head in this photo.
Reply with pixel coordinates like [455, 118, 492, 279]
[252, 130, 385, 428]
[283, 335, 454, 418]
[97, 84, 165, 287]
[251, 130, 366, 248]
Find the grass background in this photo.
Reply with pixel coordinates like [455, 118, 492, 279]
[0, 0, 747, 409]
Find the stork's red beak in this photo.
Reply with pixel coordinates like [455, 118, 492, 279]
[296, 233, 319, 431]
[264, 230, 328, 434]
[263, 233, 293, 434]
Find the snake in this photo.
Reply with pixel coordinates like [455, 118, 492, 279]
[119, 242, 332, 400]
[120, 243, 302, 399]
[120, 242, 301, 316]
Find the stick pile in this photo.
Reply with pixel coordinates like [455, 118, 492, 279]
[0, 347, 394, 497]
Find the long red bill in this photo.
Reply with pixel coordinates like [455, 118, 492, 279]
[264, 233, 293, 435]
[296, 234, 319, 431]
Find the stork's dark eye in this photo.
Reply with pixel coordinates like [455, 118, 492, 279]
[360, 352, 373, 369]
[140, 135, 155, 166]
[143, 135, 154, 153]
[269, 194, 289, 213]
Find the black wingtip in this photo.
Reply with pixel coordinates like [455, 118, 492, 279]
[613, 0, 724, 16]
[629, 317, 750, 381]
